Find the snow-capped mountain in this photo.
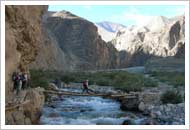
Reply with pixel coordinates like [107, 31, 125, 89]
[96, 21, 126, 33]
[146, 16, 170, 32]
[95, 21, 126, 42]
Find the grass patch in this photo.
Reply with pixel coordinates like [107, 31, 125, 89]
[150, 71, 184, 87]
[60, 71, 158, 92]
[29, 69, 158, 92]
[161, 90, 183, 104]
[29, 69, 61, 89]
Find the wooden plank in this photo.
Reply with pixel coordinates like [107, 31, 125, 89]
[44, 90, 138, 99]
[44, 90, 109, 97]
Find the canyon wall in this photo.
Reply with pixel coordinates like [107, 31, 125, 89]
[5, 5, 47, 124]
[30, 11, 119, 71]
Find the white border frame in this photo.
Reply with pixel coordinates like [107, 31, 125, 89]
[1, 1, 189, 129]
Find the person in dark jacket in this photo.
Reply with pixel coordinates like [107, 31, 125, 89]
[82, 80, 94, 94]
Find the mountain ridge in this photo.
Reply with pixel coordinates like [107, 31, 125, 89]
[96, 21, 126, 33]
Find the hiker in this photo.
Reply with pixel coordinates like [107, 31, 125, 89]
[13, 72, 21, 95]
[12, 72, 17, 91]
[17, 72, 23, 95]
[82, 80, 94, 94]
[54, 78, 62, 88]
[21, 72, 28, 90]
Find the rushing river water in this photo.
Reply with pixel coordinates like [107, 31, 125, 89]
[40, 88, 147, 125]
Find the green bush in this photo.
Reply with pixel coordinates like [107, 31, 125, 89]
[161, 90, 183, 104]
[60, 75, 75, 84]
[143, 78, 158, 87]
[95, 78, 110, 86]
[29, 69, 158, 92]
[150, 71, 184, 87]
[29, 69, 49, 88]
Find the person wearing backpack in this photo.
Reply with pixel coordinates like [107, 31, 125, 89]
[14, 72, 21, 95]
[12, 72, 17, 91]
[21, 72, 28, 90]
[82, 80, 94, 94]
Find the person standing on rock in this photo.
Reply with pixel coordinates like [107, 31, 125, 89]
[21, 72, 28, 90]
[12, 72, 17, 91]
[13, 72, 21, 95]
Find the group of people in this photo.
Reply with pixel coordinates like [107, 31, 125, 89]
[12, 71, 29, 95]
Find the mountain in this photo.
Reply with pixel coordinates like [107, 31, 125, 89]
[30, 11, 119, 71]
[111, 15, 185, 67]
[95, 24, 116, 42]
[96, 21, 126, 33]
[95, 21, 126, 42]
[146, 16, 170, 32]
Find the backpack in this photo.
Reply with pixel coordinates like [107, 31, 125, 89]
[21, 74, 26, 81]
[83, 81, 87, 87]
[15, 74, 20, 81]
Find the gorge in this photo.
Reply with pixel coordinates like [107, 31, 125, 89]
[5, 5, 185, 125]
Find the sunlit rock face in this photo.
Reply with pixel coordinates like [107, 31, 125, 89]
[111, 15, 185, 67]
[95, 21, 126, 42]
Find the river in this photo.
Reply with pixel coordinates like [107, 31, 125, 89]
[39, 87, 148, 125]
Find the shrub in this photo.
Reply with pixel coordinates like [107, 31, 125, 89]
[29, 69, 49, 88]
[143, 78, 158, 87]
[60, 75, 75, 84]
[96, 78, 110, 86]
[150, 71, 184, 87]
[161, 90, 183, 104]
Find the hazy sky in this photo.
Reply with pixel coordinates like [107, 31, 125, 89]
[48, 5, 185, 26]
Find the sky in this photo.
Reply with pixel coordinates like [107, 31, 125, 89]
[48, 5, 185, 26]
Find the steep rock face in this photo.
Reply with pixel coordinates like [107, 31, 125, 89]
[112, 15, 185, 67]
[5, 5, 48, 101]
[29, 26, 72, 71]
[5, 5, 47, 124]
[32, 11, 119, 71]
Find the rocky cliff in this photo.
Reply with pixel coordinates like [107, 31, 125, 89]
[30, 11, 119, 71]
[111, 15, 185, 67]
[5, 5, 47, 124]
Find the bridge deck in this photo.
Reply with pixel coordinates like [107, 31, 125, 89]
[44, 90, 137, 98]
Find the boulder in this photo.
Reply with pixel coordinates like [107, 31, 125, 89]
[138, 102, 145, 111]
[23, 88, 45, 124]
[139, 92, 161, 104]
[138, 91, 162, 113]
[47, 83, 59, 90]
[122, 119, 136, 125]
[120, 97, 140, 111]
